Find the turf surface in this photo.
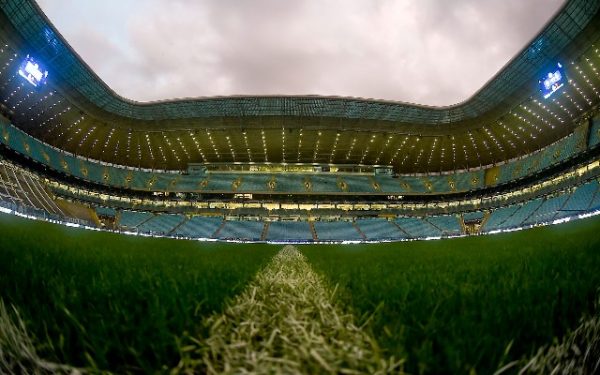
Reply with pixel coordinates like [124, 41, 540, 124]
[0, 213, 277, 373]
[302, 216, 600, 374]
[1, 213, 600, 373]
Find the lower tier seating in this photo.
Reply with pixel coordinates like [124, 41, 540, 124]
[3, 152, 600, 242]
[313, 221, 363, 241]
[0, 160, 65, 216]
[266, 221, 312, 241]
[173, 216, 223, 238]
[137, 214, 185, 235]
[355, 218, 407, 240]
[217, 220, 265, 241]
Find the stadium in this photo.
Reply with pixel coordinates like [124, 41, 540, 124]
[1, 0, 600, 373]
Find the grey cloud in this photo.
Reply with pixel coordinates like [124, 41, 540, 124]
[37, 0, 565, 105]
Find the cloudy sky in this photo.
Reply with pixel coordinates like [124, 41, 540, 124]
[37, 0, 564, 106]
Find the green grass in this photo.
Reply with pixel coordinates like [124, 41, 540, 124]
[2, 212, 600, 374]
[302, 217, 600, 375]
[176, 245, 402, 374]
[0, 213, 277, 373]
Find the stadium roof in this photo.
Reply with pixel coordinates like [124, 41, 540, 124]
[1, 0, 600, 173]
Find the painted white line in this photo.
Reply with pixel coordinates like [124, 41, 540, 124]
[176, 245, 403, 374]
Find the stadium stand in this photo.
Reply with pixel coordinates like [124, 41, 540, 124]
[483, 206, 521, 232]
[463, 211, 485, 221]
[119, 210, 155, 230]
[217, 220, 265, 241]
[342, 175, 377, 193]
[355, 218, 407, 241]
[554, 181, 599, 219]
[1, 118, 593, 198]
[496, 132, 586, 185]
[395, 217, 442, 238]
[313, 221, 363, 241]
[0, 160, 64, 216]
[499, 199, 544, 229]
[522, 194, 570, 225]
[266, 221, 313, 241]
[1, 0, 600, 243]
[173, 216, 224, 238]
[96, 206, 116, 218]
[587, 182, 600, 211]
[374, 176, 401, 193]
[137, 214, 186, 235]
[3, 156, 600, 242]
[427, 215, 463, 236]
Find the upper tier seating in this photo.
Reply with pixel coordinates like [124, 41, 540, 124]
[455, 171, 485, 192]
[0, 118, 589, 196]
[496, 131, 586, 185]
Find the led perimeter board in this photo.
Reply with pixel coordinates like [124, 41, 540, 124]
[539, 62, 566, 99]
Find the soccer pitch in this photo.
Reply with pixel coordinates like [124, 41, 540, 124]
[1, 213, 599, 374]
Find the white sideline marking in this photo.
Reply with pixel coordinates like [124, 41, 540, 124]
[176, 245, 403, 374]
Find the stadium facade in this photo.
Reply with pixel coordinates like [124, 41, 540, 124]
[1, 0, 600, 242]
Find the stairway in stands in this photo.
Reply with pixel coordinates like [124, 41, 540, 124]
[212, 219, 227, 238]
[260, 222, 270, 241]
[309, 222, 318, 241]
[352, 221, 367, 240]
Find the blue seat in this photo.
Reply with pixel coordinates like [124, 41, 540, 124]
[373, 175, 401, 193]
[313, 221, 362, 241]
[266, 221, 312, 241]
[96, 206, 116, 217]
[395, 217, 441, 238]
[523, 194, 569, 225]
[495, 199, 544, 229]
[355, 218, 406, 240]
[311, 175, 342, 193]
[137, 214, 185, 235]
[463, 211, 485, 221]
[427, 215, 462, 236]
[554, 181, 598, 219]
[174, 216, 223, 238]
[119, 210, 154, 229]
[217, 220, 264, 241]
[342, 175, 375, 193]
[483, 206, 519, 231]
